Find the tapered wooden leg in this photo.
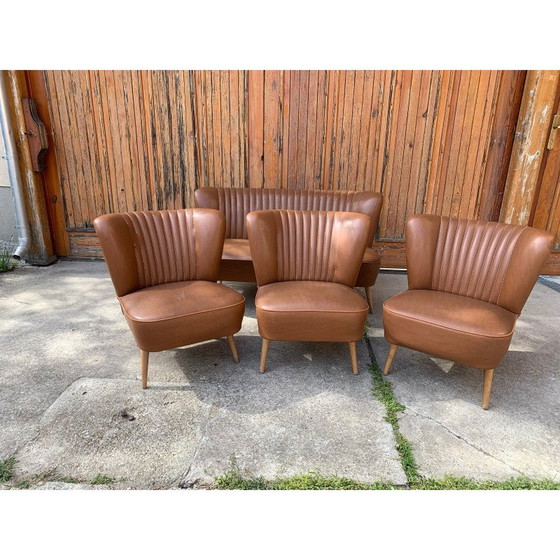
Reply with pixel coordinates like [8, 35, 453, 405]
[227, 335, 239, 363]
[383, 344, 398, 375]
[349, 341, 358, 375]
[365, 285, 374, 314]
[482, 369, 495, 410]
[259, 338, 270, 373]
[141, 350, 149, 389]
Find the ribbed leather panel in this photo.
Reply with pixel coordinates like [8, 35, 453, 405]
[216, 188, 367, 239]
[122, 210, 198, 288]
[275, 210, 337, 282]
[431, 217, 527, 305]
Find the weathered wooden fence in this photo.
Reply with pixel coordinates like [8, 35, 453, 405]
[19, 70, 560, 271]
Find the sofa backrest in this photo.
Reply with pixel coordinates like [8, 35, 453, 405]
[194, 187, 383, 246]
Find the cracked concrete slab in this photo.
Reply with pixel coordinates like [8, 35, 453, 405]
[368, 273, 560, 481]
[183, 338, 405, 485]
[16, 378, 213, 488]
[1, 261, 405, 488]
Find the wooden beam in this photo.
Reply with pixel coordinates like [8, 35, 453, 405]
[500, 71, 560, 225]
[26, 70, 70, 256]
[5, 71, 55, 264]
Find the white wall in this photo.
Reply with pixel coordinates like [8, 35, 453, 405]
[0, 128, 17, 249]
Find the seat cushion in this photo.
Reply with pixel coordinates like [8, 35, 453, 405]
[220, 239, 256, 282]
[220, 238, 380, 287]
[222, 238, 252, 261]
[119, 280, 245, 352]
[383, 290, 518, 369]
[255, 281, 368, 342]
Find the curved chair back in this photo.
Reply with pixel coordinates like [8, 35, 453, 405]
[93, 209, 225, 297]
[405, 215, 554, 314]
[246, 209, 370, 287]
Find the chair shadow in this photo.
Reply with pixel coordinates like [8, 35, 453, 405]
[166, 335, 374, 415]
[369, 334, 560, 427]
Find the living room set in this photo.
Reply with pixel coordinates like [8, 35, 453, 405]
[93, 187, 553, 410]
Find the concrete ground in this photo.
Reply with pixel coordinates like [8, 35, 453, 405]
[0, 260, 559, 489]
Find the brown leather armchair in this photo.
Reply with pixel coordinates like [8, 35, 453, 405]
[93, 209, 246, 388]
[246, 209, 370, 374]
[382, 215, 554, 409]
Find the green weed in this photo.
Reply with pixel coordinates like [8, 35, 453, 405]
[0, 457, 16, 483]
[0, 240, 17, 273]
[91, 474, 116, 485]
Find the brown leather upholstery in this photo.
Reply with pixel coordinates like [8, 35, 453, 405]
[195, 187, 382, 243]
[382, 214, 554, 408]
[194, 187, 383, 310]
[256, 282, 369, 342]
[94, 209, 245, 387]
[247, 209, 370, 373]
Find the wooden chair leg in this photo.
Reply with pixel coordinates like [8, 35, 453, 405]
[383, 344, 398, 375]
[349, 341, 359, 374]
[259, 338, 270, 373]
[227, 335, 239, 363]
[141, 350, 149, 389]
[365, 286, 374, 314]
[482, 369, 495, 410]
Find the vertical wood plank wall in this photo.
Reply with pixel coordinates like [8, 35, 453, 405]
[38, 70, 520, 263]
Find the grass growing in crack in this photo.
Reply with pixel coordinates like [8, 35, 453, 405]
[215, 470, 560, 490]
[216, 469, 397, 490]
[0, 457, 16, 483]
[91, 474, 116, 485]
[213, 359, 560, 491]
[413, 475, 560, 490]
[368, 362, 419, 484]
[6, 467, 86, 489]
[367, 358, 560, 490]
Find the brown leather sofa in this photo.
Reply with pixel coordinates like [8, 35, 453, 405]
[382, 214, 554, 409]
[194, 187, 383, 312]
[247, 209, 370, 374]
[93, 208, 246, 388]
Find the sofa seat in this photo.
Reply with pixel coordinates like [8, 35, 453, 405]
[383, 290, 517, 370]
[255, 281, 369, 342]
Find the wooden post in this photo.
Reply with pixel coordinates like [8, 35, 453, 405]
[500, 71, 560, 225]
[4, 71, 56, 265]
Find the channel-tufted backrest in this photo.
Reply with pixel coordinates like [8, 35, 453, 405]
[405, 215, 554, 314]
[194, 187, 383, 246]
[246, 209, 370, 287]
[93, 209, 225, 297]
